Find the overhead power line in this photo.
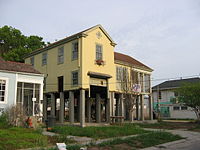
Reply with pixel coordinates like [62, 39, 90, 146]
[45, 74, 200, 86]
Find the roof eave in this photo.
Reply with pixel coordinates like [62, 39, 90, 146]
[23, 32, 87, 59]
[114, 60, 153, 72]
[0, 69, 43, 76]
[84, 24, 117, 47]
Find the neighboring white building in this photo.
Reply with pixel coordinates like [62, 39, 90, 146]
[0, 58, 44, 116]
[152, 77, 200, 119]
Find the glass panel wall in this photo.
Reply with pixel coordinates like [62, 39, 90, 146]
[16, 82, 41, 116]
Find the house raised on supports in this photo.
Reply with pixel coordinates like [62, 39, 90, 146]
[24, 25, 153, 127]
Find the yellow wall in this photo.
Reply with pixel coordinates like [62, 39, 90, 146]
[81, 28, 116, 91]
[25, 39, 80, 93]
[25, 26, 152, 94]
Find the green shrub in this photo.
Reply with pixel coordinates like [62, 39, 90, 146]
[0, 112, 9, 128]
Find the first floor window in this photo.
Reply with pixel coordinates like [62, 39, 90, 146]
[0, 79, 6, 102]
[181, 106, 188, 110]
[72, 71, 78, 85]
[173, 106, 180, 110]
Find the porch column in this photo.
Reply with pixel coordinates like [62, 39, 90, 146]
[43, 94, 47, 121]
[149, 94, 153, 120]
[111, 92, 115, 116]
[50, 93, 56, 117]
[80, 89, 85, 127]
[96, 93, 101, 123]
[86, 98, 91, 123]
[120, 94, 124, 117]
[116, 97, 120, 116]
[59, 92, 64, 123]
[106, 98, 111, 123]
[119, 94, 124, 122]
[136, 95, 140, 120]
[69, 91, 74, 124]
[140, 94, 144, 121]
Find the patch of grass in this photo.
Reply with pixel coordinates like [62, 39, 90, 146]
[48, 134, 76, 145]
[189, 123, 200, 132]
[0, 127, 48, 150]
[136, 121, 200, 130]
[94, 131, 183, 149]
[52, 124, 148, 139]
[48, 131, 183, 150]
[136, 122, 170, 128]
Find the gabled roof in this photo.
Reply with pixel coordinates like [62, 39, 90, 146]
[84, 24, 116, 46]
[0, 60, 41, 74]
[114, 52, 153, 71]
[24, 24, 116, 59]
[152, 77, 200, 91]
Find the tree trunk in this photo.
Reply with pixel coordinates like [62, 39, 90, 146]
[128, 110, 133, 122]
[194, 109, 200, 124]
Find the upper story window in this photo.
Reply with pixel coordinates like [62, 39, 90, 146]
[96, 44, 102, 60]
[42, 53, 47, 66]
[30, 57, 34, 66]
[0, 79, 6, 102]
[158, 91, 162, 99]
[72, 42, 78, 60]
[58, 46, 64, 64]
[72, 71, 78, 86]
[116, 66, 128, 81]
[144, 74, 150, 93]
[116, 66, 123, 81]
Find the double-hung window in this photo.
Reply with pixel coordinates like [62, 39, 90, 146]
[72, 71, 78, 86]
[58, 47, 64, 64]
[42, 53, 47, 65]
[72, 42, 78, 60]
[30, 57, 34, 66]
[116, 66, 123, 81]
[0, 79, 6, 102]
[96, 44, 102, 60]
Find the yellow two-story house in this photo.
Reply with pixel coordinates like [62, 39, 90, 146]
[24, 25, 153, 127]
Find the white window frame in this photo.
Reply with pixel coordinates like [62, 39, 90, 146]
[58, 46, 64, 64]
[0, 77, 8, 104]
[72, 42, 78, 60]
[96, 44, 103, 60]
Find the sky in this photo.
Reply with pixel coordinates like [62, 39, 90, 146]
[1, 0, 200, 85]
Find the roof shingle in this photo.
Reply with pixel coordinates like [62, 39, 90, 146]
[152, 77, 200, 90]
[0, 60, 41, 74]
[114, 52, 153, 71]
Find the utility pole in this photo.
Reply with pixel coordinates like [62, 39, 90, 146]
[157, 85, 161, 121]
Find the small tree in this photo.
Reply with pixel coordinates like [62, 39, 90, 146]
[6, 105, 28, 127]
[120, 67, 137, 121]
[176, 82, 200, 122]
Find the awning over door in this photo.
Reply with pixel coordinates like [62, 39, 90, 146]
[87, 71, 112, 79]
